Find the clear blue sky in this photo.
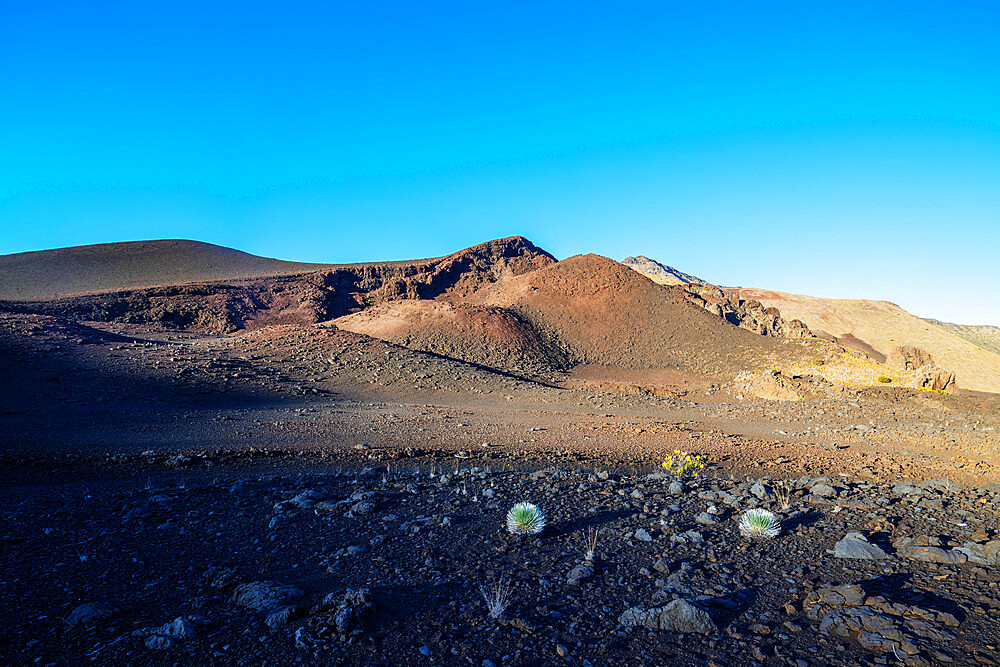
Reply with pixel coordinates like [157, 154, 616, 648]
[2, 2, 999, 325]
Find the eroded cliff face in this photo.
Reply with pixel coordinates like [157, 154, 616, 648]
[0, 237, 556, 334]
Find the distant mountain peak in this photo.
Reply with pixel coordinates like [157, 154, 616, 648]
[622, 255, 704, 286]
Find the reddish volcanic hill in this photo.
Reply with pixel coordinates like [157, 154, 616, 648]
[336, 252, 830, 379]
[468, 254, 824, 377]
[333, 301, 570, 378]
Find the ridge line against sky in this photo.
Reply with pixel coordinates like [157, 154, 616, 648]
[1, 1, 998, 325]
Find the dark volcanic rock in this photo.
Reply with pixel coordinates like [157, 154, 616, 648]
[231, 581, 305, 629]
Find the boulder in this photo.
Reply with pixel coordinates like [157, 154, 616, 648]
[896, 545, 967, 565]
[231, 581, 305, 629]
[912, 366, 956, 392]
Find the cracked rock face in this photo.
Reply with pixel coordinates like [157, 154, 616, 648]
[618, 599, 717, 635]
[803, 585, 958, 665]
[295, 587, 376, 648]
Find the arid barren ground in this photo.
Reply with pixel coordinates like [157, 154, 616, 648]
[2, 238, 1000, 666]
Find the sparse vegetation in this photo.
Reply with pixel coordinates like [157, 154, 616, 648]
[479, 577, 514, 619]
[774, 480, 793, 510]
[582, 527, 600, 562]
[738, 508, 781, 539]
[506, 502, 546, 535]
[878, 375, 892, 383]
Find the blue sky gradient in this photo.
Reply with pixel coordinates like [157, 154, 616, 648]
[2, 2, 999, 324]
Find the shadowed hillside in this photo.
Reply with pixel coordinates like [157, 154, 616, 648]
[0, 240, 339, 300]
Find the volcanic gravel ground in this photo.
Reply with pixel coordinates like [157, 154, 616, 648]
[2, 458, 999, 666]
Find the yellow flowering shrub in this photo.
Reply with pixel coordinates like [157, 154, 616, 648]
[662, 450, 707, 477]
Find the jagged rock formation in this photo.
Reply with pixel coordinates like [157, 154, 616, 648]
[0, 237, 554, 334]
[913, 366, 957, 393]
[622, 255, 811, 340]
[886, 347, 957, 392]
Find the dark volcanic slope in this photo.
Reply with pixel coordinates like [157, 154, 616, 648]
[0, 239, 337, 300]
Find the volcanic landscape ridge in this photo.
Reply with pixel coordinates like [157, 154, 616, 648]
[2, 236, 1000, 666]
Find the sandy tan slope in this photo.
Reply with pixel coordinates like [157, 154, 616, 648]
[730, 288, 1000, 393]
[924, 319, 1000, 357]
[0, 239, 342, 300]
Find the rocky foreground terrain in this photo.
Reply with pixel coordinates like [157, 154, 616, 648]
[3, 454, 1000, 666]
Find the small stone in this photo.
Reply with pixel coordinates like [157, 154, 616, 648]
[66, 602, 118, 628]
[567, 561, 594, 584]
[829, 533, 891, 560]
[695, 512, 718, 526]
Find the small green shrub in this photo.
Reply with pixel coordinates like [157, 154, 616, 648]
[877, 376, 892, 384]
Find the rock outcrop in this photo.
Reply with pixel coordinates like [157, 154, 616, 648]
[682, 284, 811, 339]
[2, 237, 555, 334]
[887, 346, 935, 371]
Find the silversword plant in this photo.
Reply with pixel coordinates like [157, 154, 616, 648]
[738, 508, 781, 539]
[506, 502, 546, 535]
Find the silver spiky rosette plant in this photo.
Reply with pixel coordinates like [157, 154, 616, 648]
[738, 508, 781, 539]
[506, 502, 545, 535]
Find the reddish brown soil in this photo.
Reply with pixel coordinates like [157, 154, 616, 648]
[473, 254, 832, 378]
